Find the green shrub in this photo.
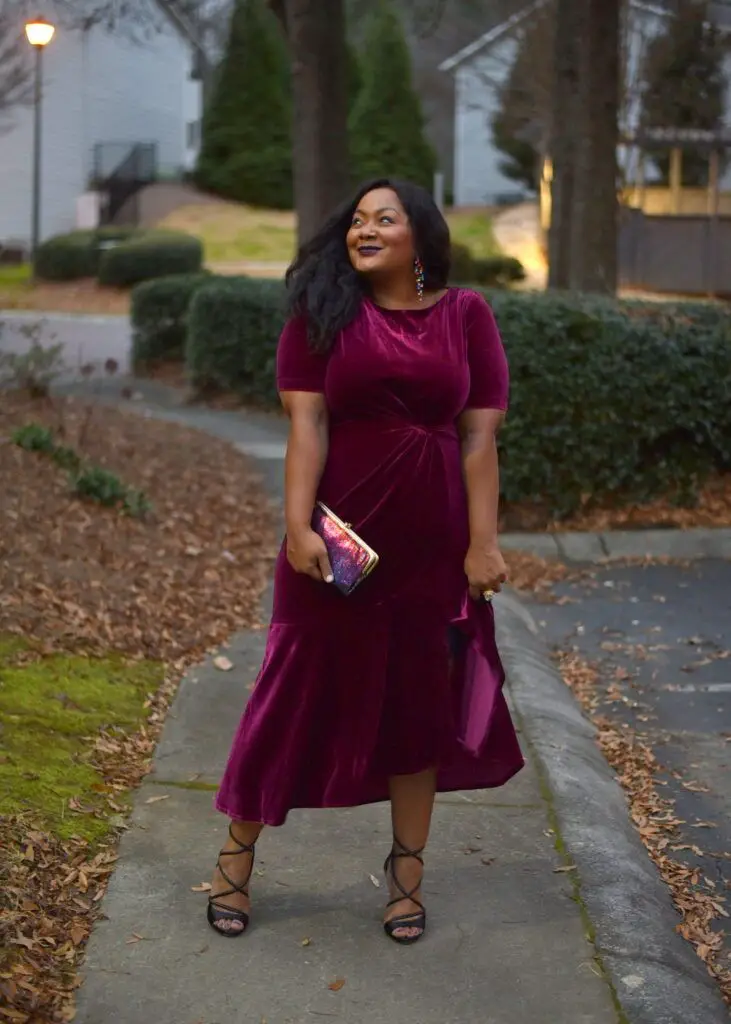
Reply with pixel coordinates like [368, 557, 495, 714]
[481, 289, 731, 516]
[472, 256, 526, 288]
[12, 423, 150, 517]
[186, 277, 285, 404]
[35, 227, 142, 281]
[98, 232, 203, 288]
[450, 245, 525, 289]
[71, 466, 150, 517]
[449, 242, 476, 284]
[182, 278, 731, 518]
[130, 272, 214, 369]
[12, 423, 54, 453]
[35, 231, 97, 281]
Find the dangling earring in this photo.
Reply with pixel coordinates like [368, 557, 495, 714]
[414, 257, 425, 302]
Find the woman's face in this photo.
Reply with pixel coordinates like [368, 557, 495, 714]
[346, 188, 415, 277]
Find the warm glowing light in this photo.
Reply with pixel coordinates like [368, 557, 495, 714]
[25, 17, 55, 47]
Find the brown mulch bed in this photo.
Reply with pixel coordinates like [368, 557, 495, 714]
[0, 391, 277, 1022]
[559, 652, 731, 1007]
[0, 280, 130, 316]
[0, 393, 277, 659]
[500, 475, 731, 534]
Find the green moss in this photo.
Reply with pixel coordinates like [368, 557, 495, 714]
[0, 637, 162, 842]
[149, 779, 219, 792]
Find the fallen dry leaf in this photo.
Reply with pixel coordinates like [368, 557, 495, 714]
[144, 795, 170, 805]
[557, 650, 731, 1007]
[0, 391, 276, 1023]
[213, 656, 234, 672]
[328, 978, 346, 992]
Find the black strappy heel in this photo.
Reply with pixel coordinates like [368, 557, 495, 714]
[383, 836, 426, 945]
[207, 824, 257, 937]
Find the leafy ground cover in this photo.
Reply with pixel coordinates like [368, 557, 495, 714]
[0, 390, 276, 1022]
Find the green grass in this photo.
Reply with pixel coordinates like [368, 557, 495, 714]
[0, 264, 31, 290]
[447, 209, 501, 259]
[159, 202, 297, 264]
[0, 636, 163, 842]
[159, 202, 501, 267]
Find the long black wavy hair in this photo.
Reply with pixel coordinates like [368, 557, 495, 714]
[285, 177, 451, 352]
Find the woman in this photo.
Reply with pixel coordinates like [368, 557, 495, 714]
[207, 177, 524, 944]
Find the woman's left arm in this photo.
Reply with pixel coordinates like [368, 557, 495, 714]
[458, 408, 508, 600]
[458, 292, 510, 600]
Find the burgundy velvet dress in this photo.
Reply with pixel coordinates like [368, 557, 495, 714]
[215, 287, 524, 826]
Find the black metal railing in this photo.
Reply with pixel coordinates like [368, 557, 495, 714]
[93, 142, 158, 225]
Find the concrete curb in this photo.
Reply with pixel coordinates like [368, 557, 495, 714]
[495, 593, 729, 1024]
[501, 528, 731, 562]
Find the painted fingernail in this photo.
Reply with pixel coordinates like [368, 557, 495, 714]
[325, 574, 334, 583]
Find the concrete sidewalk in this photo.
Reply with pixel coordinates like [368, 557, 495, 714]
[63, 376, 728, 1023]
[74, 626, 617, 1024]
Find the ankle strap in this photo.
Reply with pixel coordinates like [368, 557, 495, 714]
[391, 833, 425, 862]
[228, 823, 257, 852]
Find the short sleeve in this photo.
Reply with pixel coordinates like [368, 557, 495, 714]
[276, 316, 328, 393]
[463, 291, 509, 410]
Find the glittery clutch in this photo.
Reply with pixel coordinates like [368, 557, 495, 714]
[311, 502, 379, 595]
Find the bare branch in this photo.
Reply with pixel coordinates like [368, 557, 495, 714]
[0, 1, 33, 128]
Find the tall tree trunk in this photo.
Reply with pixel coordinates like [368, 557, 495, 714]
[282, 0, 350, 248]
[569, 0, 620, 293]
[547, 0, 581, 289]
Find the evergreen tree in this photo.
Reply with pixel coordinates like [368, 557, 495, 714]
[490, 5, 554, 192]
[349, 1, 437, 190]
[640, 1, 726, 186]
[195, 0, 292, 208]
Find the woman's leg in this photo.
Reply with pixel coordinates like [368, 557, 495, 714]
[208, 819, 264, 934]
[386, 768, 437, 939]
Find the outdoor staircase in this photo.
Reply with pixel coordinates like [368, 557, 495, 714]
[93, 142, 158, 226]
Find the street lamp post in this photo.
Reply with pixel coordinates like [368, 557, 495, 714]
[25, 16, 56, 278]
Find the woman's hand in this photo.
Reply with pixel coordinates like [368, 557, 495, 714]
[465, 540, 508, 601]
[286, 526, 334, 583]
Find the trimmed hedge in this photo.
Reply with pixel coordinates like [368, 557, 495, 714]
[130, 272, 214, 369]
[35, 227, 202, 286]
[181, 278, 731, 516]
[186, 277, 285, 405]
[449, 243, 526, 288]
[98, 231, 203, 287]
[472, 256, 526, 288]
[35, 227, 141, 281]
[35, 231, 97, 281]
[487, 290, 731, 515]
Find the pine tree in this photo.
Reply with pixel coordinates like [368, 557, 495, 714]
[195, 0, 292, 208]
[349, 0, 437, 190]
[490, 6, 554, 192]
[640, 1, 726, 186]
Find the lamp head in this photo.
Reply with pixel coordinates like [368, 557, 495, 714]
[25, 16, 55, 48]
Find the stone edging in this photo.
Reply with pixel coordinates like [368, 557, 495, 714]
[495, 592, 729, 1024]
[501, 528, 731, 563]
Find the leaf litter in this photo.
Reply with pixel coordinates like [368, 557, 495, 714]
[558, 651, 731, 1006]
[0, 391, 277, 1022]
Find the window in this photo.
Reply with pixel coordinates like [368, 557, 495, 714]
[187, 120, 201, 149]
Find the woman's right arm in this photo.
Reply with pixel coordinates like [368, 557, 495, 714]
[280, 391, 333, 583]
